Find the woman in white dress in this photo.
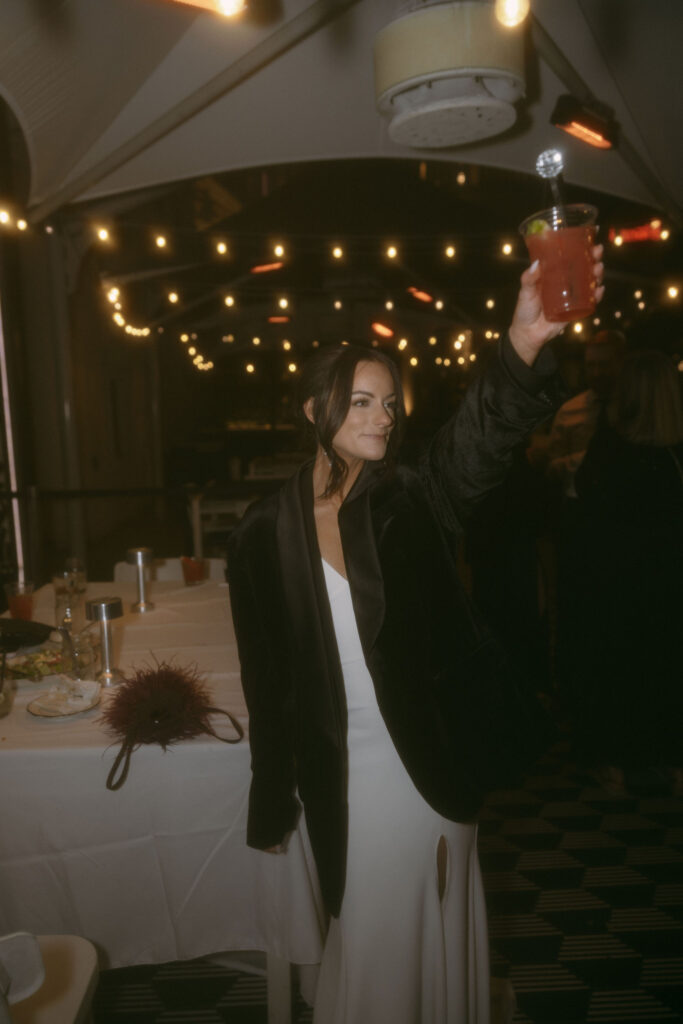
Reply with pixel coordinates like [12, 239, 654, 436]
[227, 253, 604, 1023]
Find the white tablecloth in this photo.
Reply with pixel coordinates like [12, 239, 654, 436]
[0, 581, 325, 969]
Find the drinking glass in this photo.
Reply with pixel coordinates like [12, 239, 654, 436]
[519, 203, 598, 321]
[4, 581, 34, 621]
[53, 571, 86, 633]
[181, 556, 207, 586]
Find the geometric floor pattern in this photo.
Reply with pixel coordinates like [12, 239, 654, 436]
[93, 740, 683, 1024]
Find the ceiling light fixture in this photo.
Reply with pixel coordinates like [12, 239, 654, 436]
[550, 94, 617, 149]
[164, 0, 247, 16]
[494, 0, 529, 28]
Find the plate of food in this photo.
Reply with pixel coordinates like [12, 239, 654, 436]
[5, 646, 70, 681]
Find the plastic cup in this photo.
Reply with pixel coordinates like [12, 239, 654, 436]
[181, 556, 207, 586]
[520, 203, 598, 322]
[5, 581, 34, 621]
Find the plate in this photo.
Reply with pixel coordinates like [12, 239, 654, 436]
[27, 679, 101, 718]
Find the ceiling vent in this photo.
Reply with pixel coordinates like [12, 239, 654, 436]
[374, 1, 526, 148]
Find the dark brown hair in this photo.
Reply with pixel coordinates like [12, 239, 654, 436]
[608, 349, 683, 445]
[298, 344, 406, 497]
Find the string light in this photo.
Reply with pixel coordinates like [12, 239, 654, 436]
[180, 333, 189, 343]
[372, 323, 394, 338]
[224, 295, 235, 306]
[155, 235, 167, 248]
[469, 353, 477, 362]
[386, 245, 398, 259]
[216, 241, 228, 255]
[456, 172, 466, 185]
[573, 323, 583, 333]
[96, 227, 110, 242]
[188, 346, 196, 356]
[398, 338, 408, 350]
[252, 336, 261, 345]
[445, 245, 456, 258]
[613, 234, 624, 247]
[501, 242, 513, 255]
[334, 300, 343, 310]
[667, 285, 679, 299]
[283, 340, 292, 350]
[435, 300, 444, 310]
[273, 243, 285, 258]
[246, 363, 255, 373]
[443, 357, 451, 366]
[454, 340, 462, 350]
[278, 297, 289, 309]
[409, 357, 418, 367]
[288, 363, 297, 373]
[385, 300, 394, 311]
[17, 219, 27, 231]
[660, 229, 670, 241]
[332, 246, 344, 259]
[429, 337, 437, 346]
[436, 357, 443, 365]
[168, 291, 179, 303]
[0, 211, 10, 225]
[107, 287, 120, 303]
[485, 298, 495, 309]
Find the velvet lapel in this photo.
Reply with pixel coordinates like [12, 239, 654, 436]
[339, 464, 386, 656]
[276, 463, 347, 732]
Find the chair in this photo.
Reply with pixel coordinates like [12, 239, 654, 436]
[0, 932, 98, 1024]
[113, 557, 226, 583]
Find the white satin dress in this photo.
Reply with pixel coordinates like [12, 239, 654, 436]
[313, 559, 491, 1024]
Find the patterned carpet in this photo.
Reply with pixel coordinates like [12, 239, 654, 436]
[93, 739, 683, 1024]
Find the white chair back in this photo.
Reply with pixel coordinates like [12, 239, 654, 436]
[0, 933, 98, 1024]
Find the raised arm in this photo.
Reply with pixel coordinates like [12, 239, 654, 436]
[421, 247, 604, 528]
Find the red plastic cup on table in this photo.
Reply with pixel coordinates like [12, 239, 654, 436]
[5, 581, 34, 620]
[520, 203, 598, 322]
[181, 556, 207, 586]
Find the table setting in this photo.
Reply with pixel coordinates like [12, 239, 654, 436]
[0, 556, 325, 977]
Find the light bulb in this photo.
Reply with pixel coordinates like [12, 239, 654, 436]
[494, 0, 530, 28]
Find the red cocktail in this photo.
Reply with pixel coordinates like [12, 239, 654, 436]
[520, 204, 598, 322]
[181, 556, 207, 586]
[5, 582, 34, 620]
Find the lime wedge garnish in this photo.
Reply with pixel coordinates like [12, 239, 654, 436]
[526, 218, 549, 236]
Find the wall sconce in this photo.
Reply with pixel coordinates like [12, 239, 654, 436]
[550, 94, 617, 149]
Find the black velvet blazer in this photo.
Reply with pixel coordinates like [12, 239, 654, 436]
[227, 340, 560, 916]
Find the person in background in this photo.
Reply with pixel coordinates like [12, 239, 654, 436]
[527, 329, 626, 710]
[539, 329, 626, 497]
[228, 251, 604, 1024]
[573, 349, 683, 793]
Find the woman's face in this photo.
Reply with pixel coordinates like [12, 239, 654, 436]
[331, 360, 397, 464]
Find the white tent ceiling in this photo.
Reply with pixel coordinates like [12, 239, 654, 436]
[0, 0, 681, 224]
